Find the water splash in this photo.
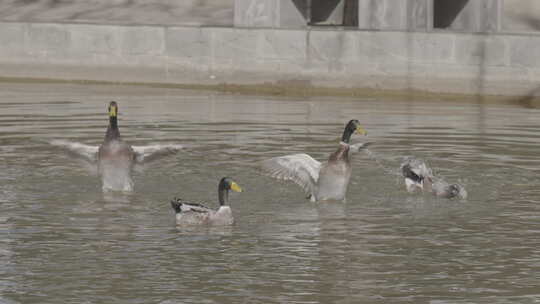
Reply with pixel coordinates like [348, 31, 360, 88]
[99, 160, 134, 192]
[400, 156, 467, 200]
[363, 148, 402, 177]
[362, 150, 467, 199]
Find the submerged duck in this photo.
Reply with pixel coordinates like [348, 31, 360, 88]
[170, 177, 243, 225]
[97, 101, 135, 192]
[260, 120, 370, 202]
[401, 157, 467, 199]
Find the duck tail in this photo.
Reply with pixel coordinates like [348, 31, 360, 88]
[170, 197, 183, 213]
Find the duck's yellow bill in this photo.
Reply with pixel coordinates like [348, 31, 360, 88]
[109, 106, 117, 117]
[230, 182, 242, 192]
[356, 127, 367, 136]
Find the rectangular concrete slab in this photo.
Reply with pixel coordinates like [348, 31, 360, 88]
[234, 0, 306, 28]
[0, 21, 539, 97]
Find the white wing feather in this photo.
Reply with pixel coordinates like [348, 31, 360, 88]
[132, 144, 183, 163]
[260, 153, 321, 195]
[50, 140, 98, 162]
[51, 140, 182, 164]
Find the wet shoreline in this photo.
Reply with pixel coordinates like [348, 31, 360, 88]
[2, 76, 540, 108]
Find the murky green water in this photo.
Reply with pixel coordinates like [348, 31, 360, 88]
[1, 83, 539, 303]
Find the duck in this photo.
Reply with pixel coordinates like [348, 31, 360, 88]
[260, 120, 370, 202]
[170, 177, 243, 225]
[50, 101, 184, 192]
[401, 157, 432, 193]
[401, 157, 467, 199]
[97, 101, 136, 192]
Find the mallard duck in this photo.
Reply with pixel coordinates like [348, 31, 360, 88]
[170, 177, 243, 225]
[260, 120, 370, 202]
[97, 101, 136, 192]
[401, 157, 467, 199]
[50, 101, 184, 192]
[401, 157, 432, 193]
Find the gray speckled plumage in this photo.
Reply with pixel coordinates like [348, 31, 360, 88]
[315, 143, 351, 201]
[98, 101, 135, 192]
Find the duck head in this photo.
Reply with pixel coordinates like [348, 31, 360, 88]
[109, 101, 118, 123]
[444, 184, 467, 199]
[341, 119, 367, 144]
[105, 101, 121, 141]
[218, 177, 242, 206]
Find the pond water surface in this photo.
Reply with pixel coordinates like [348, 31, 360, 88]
[1, 83, 539, 303]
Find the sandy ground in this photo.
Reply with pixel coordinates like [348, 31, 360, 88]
[0, 0, 539, 31]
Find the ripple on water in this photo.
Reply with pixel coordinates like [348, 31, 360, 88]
[1, 83, 539, 303]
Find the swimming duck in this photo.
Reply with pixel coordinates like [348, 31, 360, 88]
[97, 101, 136, 192]
[50, 101, 184, 192]
[260, 120, 370, 202]
[170, 177, 243, 225]
[401, 157, 467, 199]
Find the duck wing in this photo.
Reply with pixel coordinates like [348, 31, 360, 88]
[401, 157, 433, 180]
[181, 202, 213, 213]
[133, 144, 183, 163]
[50, 140, 98, 162]
[260, 153, 321, 196]
[170, 198, 213, 214]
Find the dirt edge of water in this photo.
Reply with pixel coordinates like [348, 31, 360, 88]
[1, 76, 539, 108]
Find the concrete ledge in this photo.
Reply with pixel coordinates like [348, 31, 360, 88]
[1, 21, 540, 98]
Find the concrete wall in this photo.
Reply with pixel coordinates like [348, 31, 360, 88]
[2, 0, 540, 32]
[1, 21, 540, 97]
[234, 0, 307, 28]
[433, 0, 501, 32]
[358, 0, 431, 31]
[503, 0, 540, 32]
[0, 0, 235, 27]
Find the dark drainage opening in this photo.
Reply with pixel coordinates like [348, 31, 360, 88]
[291, 0, 358, 26]
[433, 0, 469, 28]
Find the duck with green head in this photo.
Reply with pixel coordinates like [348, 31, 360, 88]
[98, 101, 136, 192]
[170, 177, 243, 225]
[260, 120, 371, 202]
[50, 100, 184, 192]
